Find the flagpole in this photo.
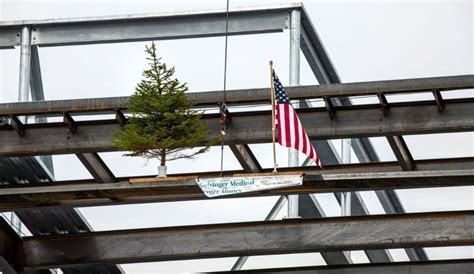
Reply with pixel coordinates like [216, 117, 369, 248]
[269, 60, 277, 173]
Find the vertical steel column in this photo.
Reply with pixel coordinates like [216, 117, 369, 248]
[30, 44, 55, 174]
[13, 26, 32, 236]
[341, 139, 352, 216]
[287, 9, 301, 218]
[18, 26, 32, 103]
[341, 139, 352, 260]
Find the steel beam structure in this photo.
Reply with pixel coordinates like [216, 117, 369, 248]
[75, 153, 116, 183]
[18, 26, 31, 103]
[10, 26, 123, 274]
[0, 218, 20, 274]
[1, 165, 473, 212]
[387, 135, 415, 171]
[288, 7, 302, 219]
[298, 193, 353, 264]
[228, 145, 262, 173]
[299, 8, 435, 262]
[1, 4, 470, 269]
[1, 98, 473, 157]
[29, 46, 45, 102]
[228, 143, 263, 270]
[13, 208, 124, 274]
[3, 70, 466, 262]
[15, 211, 474, 269]
[1, 74, 472, 115]
[231, 196, 286, 270]
[0, 4, 298, 49]
[217, 259, 474, 274]
[29, 45, 54, 174]
[299, 6, 340, 84]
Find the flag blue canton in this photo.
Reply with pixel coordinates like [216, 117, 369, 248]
[273, 71, 290, 104]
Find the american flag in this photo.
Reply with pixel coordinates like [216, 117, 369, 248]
[273, 70, 321, 167]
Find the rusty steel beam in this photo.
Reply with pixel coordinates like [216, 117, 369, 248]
[229, 144, 262, 173]
[0, 166, 473, 212]
[0, 75, 473, 116]
[17, 211, 474, 269]
[1, 99, 473, 157]
[387, 135, 415, 171]
[76, 153, 116, 183]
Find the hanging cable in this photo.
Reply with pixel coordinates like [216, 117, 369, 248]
[220, 0, 231, 176]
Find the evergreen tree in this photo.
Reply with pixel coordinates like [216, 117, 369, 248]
[113, 42, 211, 167]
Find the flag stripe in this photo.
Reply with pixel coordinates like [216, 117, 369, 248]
[297, 113, 304, 151]
[288, 105, 295, 147]
[302, 127, 308, 155]
[278, 104, 285, 146]
[293, 106, 300, 151]
[284, 104, 291, 147]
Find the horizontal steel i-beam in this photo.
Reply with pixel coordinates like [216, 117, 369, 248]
[1, 99, 473, 157]
[0, 75, 473, 115]
[18, 211, 474, 269]
[1, 158, 473, 211]
[0, 4, 295, 48]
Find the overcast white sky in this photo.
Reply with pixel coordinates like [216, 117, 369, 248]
[0, 0, 473, 273]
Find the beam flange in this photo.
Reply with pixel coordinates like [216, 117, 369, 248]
[217, 259, 474, 274]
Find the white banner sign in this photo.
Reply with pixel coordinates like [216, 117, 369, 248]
[196, 174, 303, 198]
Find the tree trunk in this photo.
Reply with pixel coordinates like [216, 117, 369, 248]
[160, 149, 166, 166]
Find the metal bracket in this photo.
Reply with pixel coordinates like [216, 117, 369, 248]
[115, 109, 128, 128]
[15, 31, 21, 47]
[377, 93, 389, 116]
[220, 103, 231, 135]
[323, 97, 335, 119]
[9, 115, 24, 136]
[432, 89, 444, 112]
[31, 26, 38, 45]
[63, 112, 76, 133]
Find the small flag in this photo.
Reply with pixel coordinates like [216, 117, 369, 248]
[273, 70, 322, 167]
